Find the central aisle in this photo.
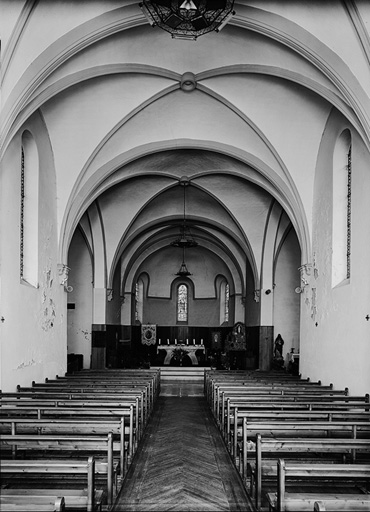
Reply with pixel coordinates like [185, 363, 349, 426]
[113, 390, 253, 511]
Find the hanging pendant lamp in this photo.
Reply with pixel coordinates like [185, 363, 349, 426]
[171, 177, 198, 249]
[139, 0, 235, 40]
[171, 177, 197, 276]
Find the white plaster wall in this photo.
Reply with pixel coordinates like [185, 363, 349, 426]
[301, 111, 370, 396]
[1, 1, 370, 393]
[67, 228, 93, 369]
[273, 228, 301, 356]
[136, 246, 234, 326]
[247, 0, 370, 90]
[0, 113, 66, 392]
[141, 246, 232, 300]
[0, 0, 122, 102]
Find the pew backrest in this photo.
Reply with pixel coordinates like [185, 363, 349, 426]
[0, 456, 96, 512]
[254, 435, 370, 510]
[0, 434, 115, 506]
[276, 460, 370, 512]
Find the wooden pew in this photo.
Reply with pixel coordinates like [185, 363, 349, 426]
[47, 375, 157, 413]
[208, 377, 352, 410]
[67, 368, 161, 395]
[235, 417, 370, 465]
[313, 498, 370, 510]
[207, 380, 340, 408]
[0, 410, 132, 471]
[218, 392, 366, 433]
[0, 396, 144, 444]
[34, 380, 153, 417]
[30, 370, 160, 414]
[0, 434, 117, 506]
[0, 456, 100, 512]
[0, 418, 126, 459]
[266, 460, 370, 512]
[12, 387, 148, 431]
[237, 419, 370, 474]
[204, 371, 324, 400]
[230, 406, 368, 456]
[0, 494, 65, 511]
[252, 436, 370, 510]
[216, 392, 369, 429]
[223, 407, 370, 447]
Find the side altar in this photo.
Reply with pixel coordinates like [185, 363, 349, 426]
[157, 343, 205, 365]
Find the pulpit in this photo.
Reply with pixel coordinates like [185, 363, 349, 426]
[157, 343, 205, 365]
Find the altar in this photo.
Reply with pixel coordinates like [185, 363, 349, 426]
[157, 343, 205, 365]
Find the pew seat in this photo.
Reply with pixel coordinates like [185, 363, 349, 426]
[266, 460, 370, 512]
[313, 497, 370, 510]
[0, 494, 66, 512]
[0, 457, 101, 511]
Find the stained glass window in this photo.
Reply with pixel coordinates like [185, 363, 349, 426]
[332, 130, 351, 287]
[20, 131, 39, 287]
[225, 283, 230, 322]
[177, 284, 188, 322]
[220, 280, 229, 324]
[346, 145, 352, 279]
[135, 280, 144, 323]
[20, 147, 25, 277]
[135, 283, 139, 321]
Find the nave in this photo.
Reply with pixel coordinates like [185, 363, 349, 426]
[113, 387, 253, 512]
[1, 367, 370, 511]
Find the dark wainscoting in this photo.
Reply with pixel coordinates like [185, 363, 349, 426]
[90, 324, 268, 370]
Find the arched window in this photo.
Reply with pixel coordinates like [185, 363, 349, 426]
[220, 280, 229, 325]
[20, 131, 39, 287]
[332, 130, 351, 287]
[177, 284, 188, 322]
[135, 279, 144, 323]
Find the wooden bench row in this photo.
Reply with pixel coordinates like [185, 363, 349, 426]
[0, 369, 160, 511]
[0, 456, 101, 511]
[204, 370, 370, 511]
[0, 494, 66, 512]
[268, 460, 370, 512]
[251, 435, 370, 510]
[0, 434, 118, 506]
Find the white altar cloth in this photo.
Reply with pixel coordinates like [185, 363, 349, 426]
[157, 344, 205, 365]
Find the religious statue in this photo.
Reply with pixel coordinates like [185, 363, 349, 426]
[272, 333, 285, 370]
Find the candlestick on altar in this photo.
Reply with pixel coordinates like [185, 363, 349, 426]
[167, 339, 169, 345]
[159, 339, 161, 345]
[193, 339, 195, 345]
[186, 339, 188, 345]
[175, 339, 177, 345]
[201, 339, 203, 345]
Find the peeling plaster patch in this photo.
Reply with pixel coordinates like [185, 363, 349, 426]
[16, 359, 37, 369]
[80, 329, 90, 342]
[40, 265, 56, 331]
[311, 287, 317, 320]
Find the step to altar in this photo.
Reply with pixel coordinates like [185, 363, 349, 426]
[151, 366, 211, 381]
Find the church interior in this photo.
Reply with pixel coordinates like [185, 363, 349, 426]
[1, 1, 370, 511]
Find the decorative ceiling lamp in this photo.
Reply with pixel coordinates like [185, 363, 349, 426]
[139, 0, 235, 40]
[172, 177, 198, 276]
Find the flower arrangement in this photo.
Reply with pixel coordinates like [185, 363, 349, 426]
[171, 346, 189, 364]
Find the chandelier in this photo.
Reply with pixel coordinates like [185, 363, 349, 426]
[139, 0, 235, 40]
[171, 177, 198, 276]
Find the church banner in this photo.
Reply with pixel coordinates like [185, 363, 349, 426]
[141, 324, 156, 345]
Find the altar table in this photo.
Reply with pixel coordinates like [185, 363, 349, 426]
[157, 344, 205, 365]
